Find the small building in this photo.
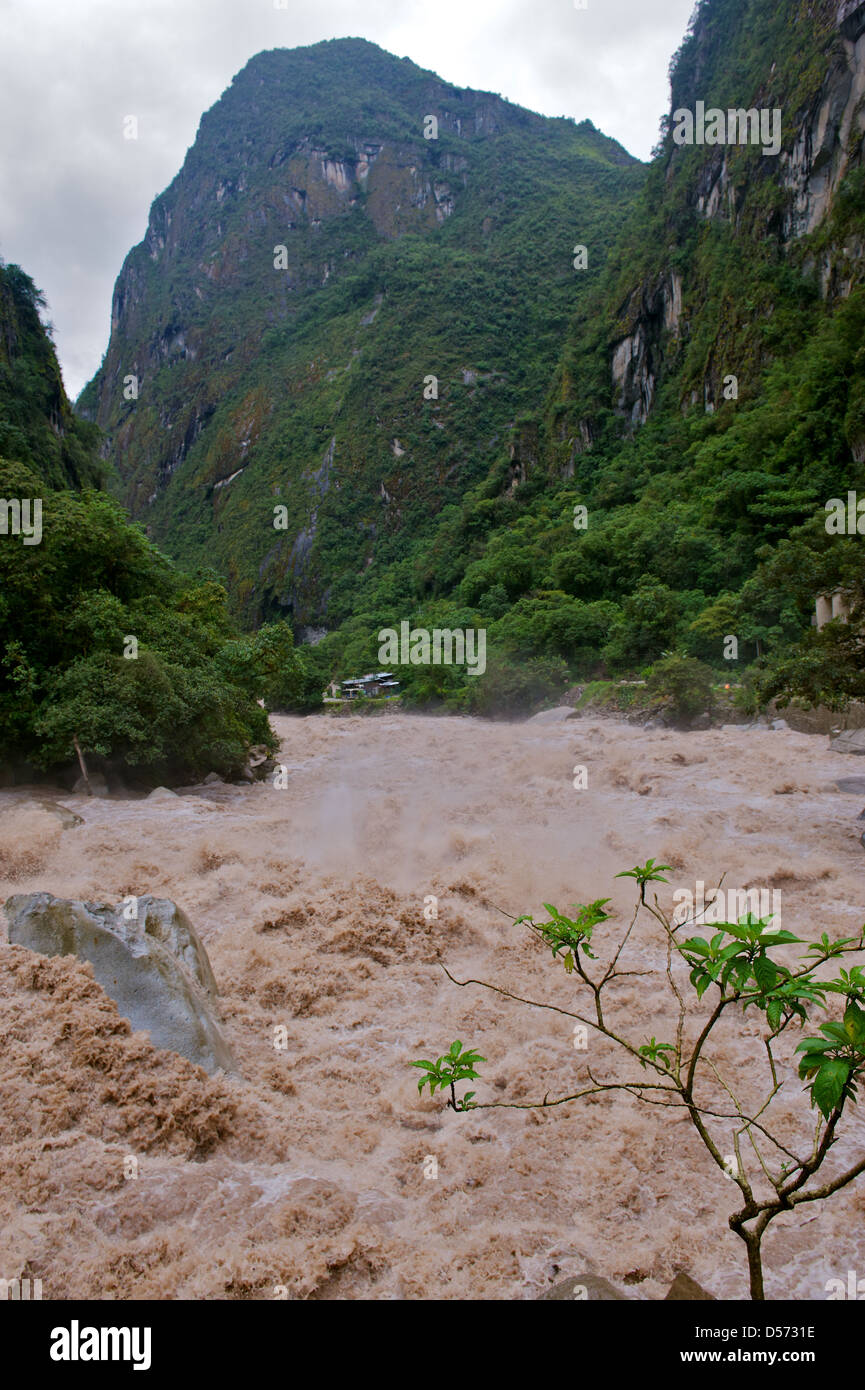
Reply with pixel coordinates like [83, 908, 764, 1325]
[340, 672, 401, 700]
[815, 590, 851, 631]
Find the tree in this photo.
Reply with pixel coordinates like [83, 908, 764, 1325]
[0, 459, 279, 779]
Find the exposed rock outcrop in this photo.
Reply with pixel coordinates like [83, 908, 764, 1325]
[3, 894, 234, 1074]
[831, 728, 865, 754]
[781, 5, 865, 242]
[611, 274, 683, 425]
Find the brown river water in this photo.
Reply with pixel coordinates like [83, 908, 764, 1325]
[1, 711, 864, 1299]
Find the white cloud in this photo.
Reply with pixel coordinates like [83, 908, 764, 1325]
[0, 0, 696, 398]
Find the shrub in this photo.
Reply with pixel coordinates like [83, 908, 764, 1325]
[414, 861, 865, 1299]
[646, 653, 715, 721]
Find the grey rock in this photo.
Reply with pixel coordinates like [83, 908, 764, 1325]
[836, 777, 865, 794]
[770, 719, 789, 731]
[831, 729, 865, 756]
[665, 1271, 715, 1301]
[527, 707, 578, 724]
[3, 893, 233, 1074]
[72, 771, 109, 797]
[146, 786, 179, 801]
[31, 799, 84, 829]
[690, 713, 712, 731]
[203, 772, 223, 785]
[538, 1274, 627, 1301]
[133, 896, 219, 996]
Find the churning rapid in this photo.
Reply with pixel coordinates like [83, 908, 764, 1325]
[1, 712, 864, 1299]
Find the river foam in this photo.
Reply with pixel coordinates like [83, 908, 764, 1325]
[1, 713, 863, 1299]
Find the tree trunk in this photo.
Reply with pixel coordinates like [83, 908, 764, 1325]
[72, 734, 92, 797]
[747, 1236, 765, 1299]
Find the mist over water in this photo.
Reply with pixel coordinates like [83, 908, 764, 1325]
[1, 712, 863, 1299]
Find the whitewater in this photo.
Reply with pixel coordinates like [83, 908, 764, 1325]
[1, 711, 863, 1300]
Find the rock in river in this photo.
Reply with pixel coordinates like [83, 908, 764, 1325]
[831, 729, 865, 756]
[3, 893, 234, 1074]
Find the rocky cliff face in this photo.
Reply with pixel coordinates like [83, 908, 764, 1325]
[782, 3, 865, 241]
[0, 263, 101, 490]
[79, 38, 641, 627]
[592, 0, 865, 429]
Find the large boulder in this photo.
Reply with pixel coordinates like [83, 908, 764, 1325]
[17, 799, 84, 829]
[527, 707, 578, 724]
[831, 729, 865, 756]
[665, 1271, 715, 1300]
[72, 771, 110, 797]
[3, 893, 234, 1074]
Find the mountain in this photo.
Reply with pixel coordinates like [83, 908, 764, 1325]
[77, 37, 644, 635]
[0, 262, 313, 782]
[79, 8, 865, 711]
[521, 0, 865, 697]
[0, 262, 103, 490]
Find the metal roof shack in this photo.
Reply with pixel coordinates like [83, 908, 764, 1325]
[340, 673, 401, 699]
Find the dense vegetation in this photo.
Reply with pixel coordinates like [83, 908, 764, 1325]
[80, 12, 865, 717]
[4, 2, 862, 752]
[0, 262, 317, 784]
[79, 39, 645, 641]
[0, 264, 104, 490]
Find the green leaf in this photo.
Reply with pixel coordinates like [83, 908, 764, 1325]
[844, 1002, 865, 1047]
[682, 936, 711, 957]
[819, 1021, 849, 1044]
[753, 954, 779, 993]
[691, 968, 712, 1000]
[716, 922, 752, 942]
[812, 1059, 852, 1119]
[717, 941, 744, 962]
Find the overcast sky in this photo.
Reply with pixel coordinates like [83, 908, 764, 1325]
[0, 0, 696, 399]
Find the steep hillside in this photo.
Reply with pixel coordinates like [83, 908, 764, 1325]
[346, 0, 864, 709]
[518, 0, 865, 694]
[0, 263, 314, 782]
[78, 37, 644, 633]
[79, 10, 865, 712]
[0, 262, 103, 490]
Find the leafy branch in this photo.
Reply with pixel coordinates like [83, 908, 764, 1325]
[412, 861, 865, 1298]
